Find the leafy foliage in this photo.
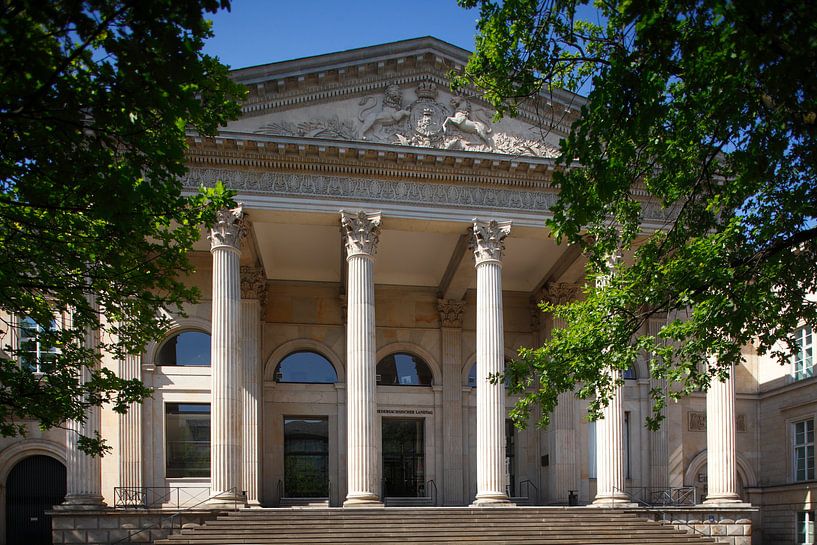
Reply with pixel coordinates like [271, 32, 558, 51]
[456, 0, 817, 428]
[0, 0, 244, 454]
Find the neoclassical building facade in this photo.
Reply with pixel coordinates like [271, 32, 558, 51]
[0, 37, 814, 545]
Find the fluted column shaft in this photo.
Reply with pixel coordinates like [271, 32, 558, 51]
[209, 207, 245, 505]
[439, 299, 465, 505]
[341, 210, 382, 507]
[119, 354, 143, 490]
[705, 361, 741, 503]
[241, 297, 261, 505]
[471, 219, 512, 505]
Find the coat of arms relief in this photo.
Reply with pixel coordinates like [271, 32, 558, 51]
[254, 82, 560, 158]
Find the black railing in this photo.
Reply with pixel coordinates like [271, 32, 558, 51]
[113, 487, 240, 544]
[624, 486, 696, 506]
[425, 479, 437, 505]
[611, 486, 709, 540]
[518, 479, 539, 505]
[113, 486, 211, 509]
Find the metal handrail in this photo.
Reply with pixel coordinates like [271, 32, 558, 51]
[113, 486, 211, 509]
[624, 486, 696, 506]
[518, 479, 539, 505]
[425, 479, 437, 505]
[113, 487, 240, 544]
[611, 486, 709, 540]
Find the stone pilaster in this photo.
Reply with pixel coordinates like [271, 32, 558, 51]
[704, 360, 743, 504]
[544, 282, 581, 504]
[208, 206, 246, 506]
[340, 210, 382, 507]
[118, 354, 142, 491]
[438, 298, 465, 505]
[240, 266, 264, 506]
[470, 219, 513, 506]
[647, 319, 669, 490]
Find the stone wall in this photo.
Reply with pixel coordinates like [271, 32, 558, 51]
[635, 507, 756, 545]
[50, 509, 217, 544]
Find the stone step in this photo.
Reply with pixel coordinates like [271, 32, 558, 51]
[153, 507, 720, 545]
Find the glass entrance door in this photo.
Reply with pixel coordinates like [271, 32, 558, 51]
[382, 418, 425, 497]
[284, 417, 329, 497]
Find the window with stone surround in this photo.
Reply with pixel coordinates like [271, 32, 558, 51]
[18, 316, 59, 374]
[274, 351, 337, 383]
[156, 331, 210, 367]
[377, 353, 432, 386]
[793, 326, 814, 381]
[794, 419, 815, 482]
[165, 403, 210, 478]
[798, 510, 815, 545]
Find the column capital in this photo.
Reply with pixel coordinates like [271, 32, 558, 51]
[470, 218, 511, 265]
[240, 266, 266, 301]
[437, 299, 465, 328]
[340, 210, 382, 258]
[209, 206, 246, 252]
[541, 282, 581, 305]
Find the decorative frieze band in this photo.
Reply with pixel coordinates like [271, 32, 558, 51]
[437, 299, 464, 328]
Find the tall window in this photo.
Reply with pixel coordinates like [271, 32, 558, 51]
[156, 331, 211, 367]
[18, 316, 59, 373]
[166, 403, 210, 478]
[377, 353, 432, 386]
[274, 351, 337, 383]
[794, 419, 815, 482]
[799, 511, 815, 545]
[794, 326, 814, 381]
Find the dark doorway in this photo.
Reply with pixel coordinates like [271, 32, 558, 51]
[284, 417, 329, 497]
[382, 418, 425, 497]
[6, 455, 66, 545]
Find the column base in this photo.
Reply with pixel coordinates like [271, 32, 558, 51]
[206, 491, 247, 510]
[703, 495, 750, 507]
[344, 493, 383, 508]
[55, 495, 108, 511]
[471, 492, 515, 507]
[592, 494, 638, 508]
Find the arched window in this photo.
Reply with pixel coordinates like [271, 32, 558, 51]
[623, 365, 638, 380]
[274, 351, 338, 384]
[156, 331, 211, 366]
[377, 353, 432, 386]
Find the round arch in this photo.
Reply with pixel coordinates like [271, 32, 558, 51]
[683, 449, 758, 501]
[461, 348, 518, 387]
[144, 316, 211, 367]
[375, 342, 441, 387]
[264, 339, 345, 383]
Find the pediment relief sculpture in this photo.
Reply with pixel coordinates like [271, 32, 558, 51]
[249, 81, 560, 158]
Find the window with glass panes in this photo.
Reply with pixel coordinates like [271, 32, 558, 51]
[798, 511, 815, 545]
[165, 403, 210, 478]
[794, 326, 814, 381]
[18, 316, 59, 373]
[794, 419, 815, 482]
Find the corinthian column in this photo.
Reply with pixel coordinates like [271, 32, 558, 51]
[61, 296, 106, 510]
[704, 360, 742, 504]
[208, 206, 246, 506]
[241, 267, 265, 506]
[470, 219, 513, 506]
[341, 210, 382, 507]
[593, 252, 632, 506]
[119, 354, 143, 492]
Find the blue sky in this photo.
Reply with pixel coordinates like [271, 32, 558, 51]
[203, 0, 482, 70]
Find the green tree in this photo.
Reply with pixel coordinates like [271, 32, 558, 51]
[455, 0, 817, 427]
[0, 0, 244, 454]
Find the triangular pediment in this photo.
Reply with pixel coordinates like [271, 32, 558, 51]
[221, 37, 583, 158]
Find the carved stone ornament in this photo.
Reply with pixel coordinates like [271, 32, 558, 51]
[340, 210, 382, 257]
[542, 282, 581, 305]
[240, 266, 266, 301]
[470, 218, 512, 264]
[208, 206, 246, 251]
[437, 299, 465, 328]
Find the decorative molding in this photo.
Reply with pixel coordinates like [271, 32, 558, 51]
[240, 267, 266, 301]
[437, 299, 465, 328]
[687, 411, 748, 433]
[470, 219, 512, 264]
[542, 282, 581, 305]
[182, 169, 562, 215]
[208, 206, 246, 251]
[340, 210, 382, 257]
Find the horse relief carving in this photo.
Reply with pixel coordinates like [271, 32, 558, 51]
[442, 97, 493, 147]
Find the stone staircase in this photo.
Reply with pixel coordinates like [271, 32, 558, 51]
[154, 507, 722, 544]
